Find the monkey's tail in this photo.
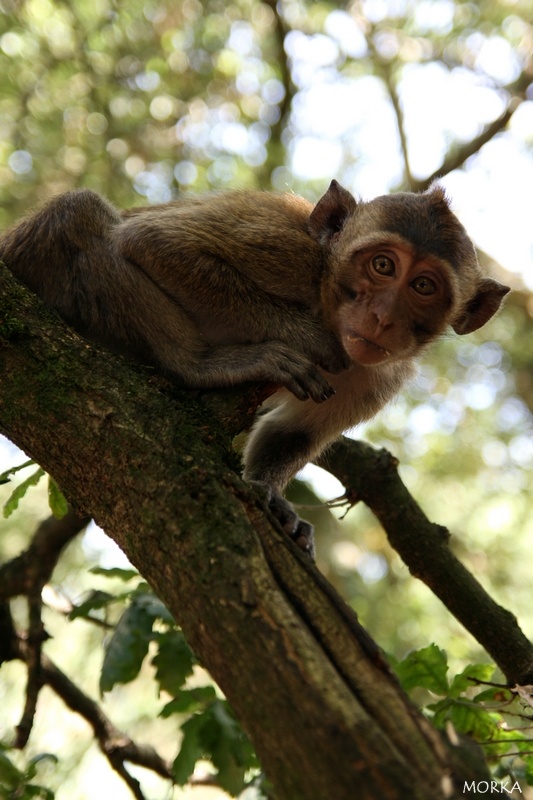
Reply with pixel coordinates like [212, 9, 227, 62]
[0, 189, 122, 324]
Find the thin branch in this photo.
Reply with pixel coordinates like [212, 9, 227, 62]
[360, 13, 532, 192]
[259, 0, 294, 184]
[262, 0, 292, 119]
[410, 98, 523, 192]
[15, 597, 46, 748]
[317, 438, 533, 686]
[2, 508, 89, 746]
[383, 63, 413, 188]
[0, 602, 17, 663]
[13, 639, 173, 798]
[0, 507, 90, 600]
[407, 54, 533, 191]
[364, 27, 414, 188]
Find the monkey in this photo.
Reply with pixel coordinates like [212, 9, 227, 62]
[0, 181, 509, 555]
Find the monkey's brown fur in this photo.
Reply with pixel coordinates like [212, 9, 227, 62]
[0, 181, 509, 553]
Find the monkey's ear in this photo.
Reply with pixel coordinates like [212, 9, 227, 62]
[308, 180, 357, 245]
[452, 278, 510, 335]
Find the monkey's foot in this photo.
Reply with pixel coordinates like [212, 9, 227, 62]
[270, 495, 316, 558]
[253, 482, 315, 558]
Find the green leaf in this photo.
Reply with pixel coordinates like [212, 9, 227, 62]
[0, 458, 34, 485]
[394, 644, 449, 695]
[172, 701, 255, 794]
[0, 749, 22, 788]
[448, 664, 495, 698]
[47, 477, 68, 519]
[524, 755, 533, 785]
[161, 686, 217, 717]
[90, 567, 139, 581]
[2, 467, 44, 518]
[69, 591, 115, 620]
[472, 687, 513, 704]
[130, 591, 174, 625]
[152, 630, 195, 696]
[433, 699, 499, 742]
[100, 596, 156, 693]
[172, 715, 206, 785]
[484, 726, 528, 757]
[205, 701, 251, 795]
[450, 703, 499, 741]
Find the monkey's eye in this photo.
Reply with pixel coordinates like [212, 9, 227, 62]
[371, 255, 395, 276]
[411, 276, 437, 296]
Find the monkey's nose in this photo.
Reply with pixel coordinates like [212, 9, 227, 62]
[372, 312, 394, 334]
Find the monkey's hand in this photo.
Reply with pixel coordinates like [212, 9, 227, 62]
[251, 481, 315, 558]
[300, 327, 350, 376]
[257, 343, 335, 403]
[316, 342, 350, 375]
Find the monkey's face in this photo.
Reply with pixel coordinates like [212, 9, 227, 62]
[311, 181, 510, 366]
[332, 240, 454, 367]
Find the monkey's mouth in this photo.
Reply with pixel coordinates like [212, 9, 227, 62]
[346, 332, 391, 358]
[343, 331, 393, 366]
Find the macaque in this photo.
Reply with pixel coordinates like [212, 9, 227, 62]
[0, 181, 509, 554]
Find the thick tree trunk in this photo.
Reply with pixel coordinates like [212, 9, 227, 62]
[0, 264, 489, 799]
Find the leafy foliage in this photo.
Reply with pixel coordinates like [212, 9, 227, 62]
[1, 462, 68, 520]
[46, 478, 69, 520]
[392, 645, 533, 789]
[0, 746, 57, 800]
[172, 700, 259, 794]
[1, 466, 44, 518]
[85, 572, 264, 796]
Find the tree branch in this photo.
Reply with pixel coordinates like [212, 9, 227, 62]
[361, 19, 532, 192]
[0, 507, 89, 745]
[0, 508, 90, 600]
[410, 98, 523, 192]
[364, 27, 414, 188]
[258, 0, 294, 184]
[0, 503, 173, 796]
[317, 438, 533, 685]
[15, 596, 46, 748]
[13, 640, 173, 799]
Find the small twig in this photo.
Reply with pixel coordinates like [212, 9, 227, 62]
[365, 26, 414, 188]
[258, 0, 294, 184]
[41, 654, 173, 780]
[0, 507, 90, 600]
[3, 508, 90, 745]
[15, 597, 47, 748]
[0, 601, 17, 663]
[410, 99, 522, 192]
[13, 640, 173, 798]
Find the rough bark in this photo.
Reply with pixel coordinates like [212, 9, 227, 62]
[0, 264, 490, 799]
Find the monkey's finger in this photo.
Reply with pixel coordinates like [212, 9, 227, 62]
[279, 367, 335, 404]
[317, 346, 351, 374]
[281, 378, 310, 402]
[284, 377, 334, 403]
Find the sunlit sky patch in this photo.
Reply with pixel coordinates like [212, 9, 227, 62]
[283, 7, 533, 281]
